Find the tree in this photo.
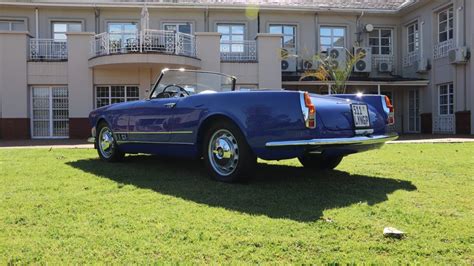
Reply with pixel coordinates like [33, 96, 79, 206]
[299, 49, 365, 94]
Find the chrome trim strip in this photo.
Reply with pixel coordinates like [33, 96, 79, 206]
[355, 129, 375, 135]
[265, 134, 398, 147]
[87, 137, 95, 143]
[116, 140, 194, 145]
[114, 131, 193, 135]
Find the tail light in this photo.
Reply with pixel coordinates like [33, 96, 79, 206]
[300, 92, 316, 128]
[384, 95, 395, 125]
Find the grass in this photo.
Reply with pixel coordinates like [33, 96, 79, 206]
[0, 143, 473, 264]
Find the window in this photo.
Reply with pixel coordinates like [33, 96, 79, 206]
[369, 28, 393, 55]
[438, 7, 454, 43]
[95, 86, 139, 108]
[52, 22, 82, 40]
[269, 24, 297, 49]
[163, 22, 192, 34]
[438, 83, 454, 115]
[217, 24, 245, 53]
[0, 19, 26, 31]
[319, 26, 345, 52]
[407, 22, 419, 53]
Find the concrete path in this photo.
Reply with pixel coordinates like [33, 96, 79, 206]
[387, 134, 474, 144]
[0, 139, 93, 149]
[1, 134, 473, 149]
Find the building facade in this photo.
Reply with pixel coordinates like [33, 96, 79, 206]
[0, 0, 472, 140]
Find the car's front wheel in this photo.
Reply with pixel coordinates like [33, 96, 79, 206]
[298, 154, 343, 170]
[96, 122, 124, 162]
[203, 120, 256, 182]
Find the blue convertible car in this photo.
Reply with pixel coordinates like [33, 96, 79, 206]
[88, 69, 398, 182]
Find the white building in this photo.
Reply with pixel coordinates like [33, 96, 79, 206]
[0, 0, 472, 139]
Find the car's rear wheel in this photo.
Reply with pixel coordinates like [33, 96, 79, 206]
[203, 120, 256, 182]
[96, 122, 124, 162]
[298, 154, 343, 170]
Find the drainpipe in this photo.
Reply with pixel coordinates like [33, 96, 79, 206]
[458, 0, 467, 111]
[204, 7, 209, 32]
[35, 8, 39, 38]
[355, 12, 365, 46]
[34, 7, 38, 57]
[314, 12, 318, 54]
[94, 7, 100, 34]
[257, 11, 260, 33]
[419, 20, 424, 64]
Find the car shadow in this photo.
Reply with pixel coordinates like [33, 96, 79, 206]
[67, 155, 416, 222]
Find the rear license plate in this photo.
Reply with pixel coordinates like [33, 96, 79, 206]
[351, 104, 370, 128]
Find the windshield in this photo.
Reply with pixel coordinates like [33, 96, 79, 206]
[150, 70, 235, 98]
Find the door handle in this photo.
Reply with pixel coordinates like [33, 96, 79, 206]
[164, 103, 176, 108]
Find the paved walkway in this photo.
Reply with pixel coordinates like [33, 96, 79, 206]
[0, 134, 473, 149]
[388, 134, 474, 144]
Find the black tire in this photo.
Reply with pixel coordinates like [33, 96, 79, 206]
[202, 120, 257, 182]
[96, 122, 124, 162]
[298, 154, 343, 170]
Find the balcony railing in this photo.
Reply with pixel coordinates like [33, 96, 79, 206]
[220, 40, 258, 62]
[402, 51, 419, 67]
[433, 39, 455, 59]
[433, 115, 456, 134]
[29, 39, 68, 61]
[91, 30, 196, 58]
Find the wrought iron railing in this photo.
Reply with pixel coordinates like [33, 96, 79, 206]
[29, 39, 68, 61]
[402, 51, 419, 67]
[433, 39, 455, 59]
[91, 30, 196, 58]
[433, 115, 456, 134]
[220, 40, 258, 62]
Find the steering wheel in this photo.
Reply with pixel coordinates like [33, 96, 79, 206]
[158, 84, 190, 98]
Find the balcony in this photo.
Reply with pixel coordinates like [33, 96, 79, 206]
[29, 39, 68, 61]
[91, 30, 196, 58]
[433, 39, 455, 59]
[89, 29, 200, 69]
[402, 51, 420, 67]
[220, 40, 258, 62]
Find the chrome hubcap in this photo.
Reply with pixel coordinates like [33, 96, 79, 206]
[99, 127, 115, 158]
[208, 129, 239, 176]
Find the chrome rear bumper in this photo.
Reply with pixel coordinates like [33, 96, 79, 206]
[265, 134, 398, 148]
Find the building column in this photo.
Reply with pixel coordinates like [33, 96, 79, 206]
[0, 31, 30, 139]
[195, 32, 221, 72]
[67, 32, 95, 139]
[256, 33, 282, 89]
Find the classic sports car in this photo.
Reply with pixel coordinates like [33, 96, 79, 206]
[88, 69, 398, 182]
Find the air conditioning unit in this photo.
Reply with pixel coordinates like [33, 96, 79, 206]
[327, 48, 346, 69]
[448, 47, 469, 64]
[300, 58, 319, 70]
[416, 57, 430, 73]
[281, 48, 297, 72]
[353, 47, 372, 73]
[378, 61, 393, 73]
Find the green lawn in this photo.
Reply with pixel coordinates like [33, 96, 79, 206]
[0, 144, 473, 264]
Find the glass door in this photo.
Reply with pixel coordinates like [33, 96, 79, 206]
[31, 87, 69, 138]
[408, 89, 420, 133]
[107, 22, 138, 53]
[163, 23, 192, 55]
[163, 23, 192, 34]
